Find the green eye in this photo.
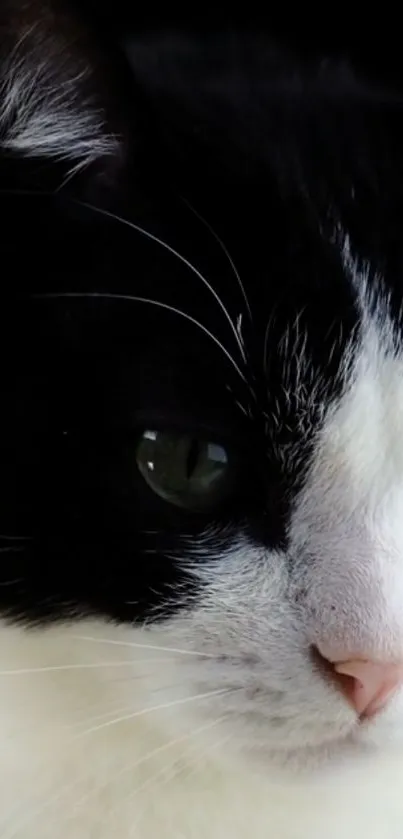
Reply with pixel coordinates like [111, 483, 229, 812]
[136, 429, 232, 510]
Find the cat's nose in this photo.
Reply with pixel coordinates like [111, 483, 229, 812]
[316, 646, 403, 718]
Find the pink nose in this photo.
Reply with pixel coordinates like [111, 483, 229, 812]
[318, 648, 403, 718]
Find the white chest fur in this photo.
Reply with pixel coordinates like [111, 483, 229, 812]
[1, 620, 402, 839]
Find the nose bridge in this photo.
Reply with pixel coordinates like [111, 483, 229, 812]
[296, 517, 403, 661]
[289, 332, 403, 654]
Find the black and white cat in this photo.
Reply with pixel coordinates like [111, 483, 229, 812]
[1, 3, 403, 836]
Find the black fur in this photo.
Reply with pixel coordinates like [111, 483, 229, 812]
[1, 6, 402, 624]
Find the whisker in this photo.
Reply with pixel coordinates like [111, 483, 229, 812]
[72, 634, 217, 659]
[73, 688, 232, 740]
[125, 723, 231, 835]
[182, 196, 253, 322]
[33, 292, 247, 385]
[225, 384, 250, 420]
[179, 730, 233, 781]
[2, 710, 228, 838]
[139, 727, 234, 822]
[71, 714, 228, 827]
[68, 674, 217, 722]
[0, 661, 137, 675]
[76, 200, 247, 364]
[69, 703, 138, 733]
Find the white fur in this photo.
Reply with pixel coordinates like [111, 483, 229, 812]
[1, 621, 403, 839]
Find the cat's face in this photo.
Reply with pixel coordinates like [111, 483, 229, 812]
[2, 1, 403, 773]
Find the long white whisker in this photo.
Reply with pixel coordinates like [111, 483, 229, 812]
[33, 292, 247, 385]
[77, 200, 247, 364]
[0, 657, 207, 677]
[70, 704, 138, 733]
[0, 662, 137, 675]
[73, 688, 231, 740]
[126, 725, 231, 835]
[182, 196, 253, 322]
[2, 712, 229, 838]
[141, 727, 233, 820]
[66, 715, 228, 830]
[72, 634, 216, 658]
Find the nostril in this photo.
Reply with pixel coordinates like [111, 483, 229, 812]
[311, 646, 357, 706]
[311, 645, 403, 719]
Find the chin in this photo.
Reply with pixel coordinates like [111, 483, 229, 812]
[182, 704, 389, 777]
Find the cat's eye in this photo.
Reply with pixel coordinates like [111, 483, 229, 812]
[136, 429, 233, 510]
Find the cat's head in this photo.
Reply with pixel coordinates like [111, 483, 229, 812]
[2, 0, 403, 771]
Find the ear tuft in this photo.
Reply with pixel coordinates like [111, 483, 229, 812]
[0, 9, 124, 178]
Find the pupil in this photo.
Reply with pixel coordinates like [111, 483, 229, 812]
[186, 438, 200, 480]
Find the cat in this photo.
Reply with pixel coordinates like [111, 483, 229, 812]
[2, 2, 403, 836]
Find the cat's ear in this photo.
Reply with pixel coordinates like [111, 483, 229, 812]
[0, 0, 135, 198]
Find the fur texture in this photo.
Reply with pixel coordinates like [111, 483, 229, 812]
[2, 4, 403, 837]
